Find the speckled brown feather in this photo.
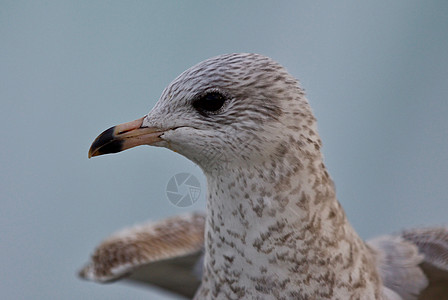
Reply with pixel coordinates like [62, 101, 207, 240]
[79, 212, 205, 295]
[403, 227, 448, 300]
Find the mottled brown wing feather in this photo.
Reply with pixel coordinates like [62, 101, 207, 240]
[402, 227, 448, 300]
[79, 212, 205, 298]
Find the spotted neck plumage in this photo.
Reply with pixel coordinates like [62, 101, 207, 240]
[195, 122, 382, 299]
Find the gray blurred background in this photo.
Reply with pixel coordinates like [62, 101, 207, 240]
[1, 1, 447, 299]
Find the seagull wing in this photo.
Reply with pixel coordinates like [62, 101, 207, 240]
[402, 227, 448, 300]
[368, 227, 448, 300]
[79, 212, 205, 299]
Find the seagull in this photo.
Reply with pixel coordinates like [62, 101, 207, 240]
[80, 53, 448, 299]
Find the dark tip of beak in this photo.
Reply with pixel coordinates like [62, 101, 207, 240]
[88, 126, 124, 158]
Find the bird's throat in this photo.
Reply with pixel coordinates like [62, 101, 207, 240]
[196, 157, 382, 299]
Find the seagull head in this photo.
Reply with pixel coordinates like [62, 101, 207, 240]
[89, 53, 319, 173]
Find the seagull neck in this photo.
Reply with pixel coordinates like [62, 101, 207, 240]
[198, 153, 381, 298]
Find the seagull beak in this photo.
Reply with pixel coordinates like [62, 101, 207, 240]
[88, 117, 165, 158]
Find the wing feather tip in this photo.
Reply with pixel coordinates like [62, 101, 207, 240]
[78, 264, 97, 281]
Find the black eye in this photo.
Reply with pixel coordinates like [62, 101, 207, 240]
[192, 92, 227, 114]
